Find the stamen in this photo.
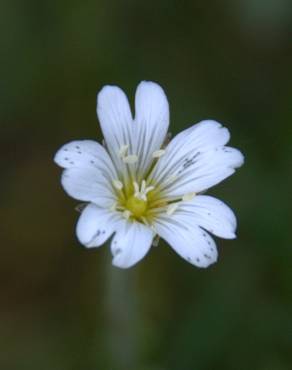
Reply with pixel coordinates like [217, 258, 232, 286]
[119, 144, 129, 158]
[133, 181, 139, 193]
[123, 210, 132, 220]
[182, 192, 196, 201]
[166, 203, 179, 216]
[145, 185, 155, 194]
[152, 149, 166, 158]
[112, 180, 123, 190]
[133, 180, 155, 201]
[135, 193, 147, 201]
[141, 180, 146, 193]
[164, 175, 178, 186]
[123, 154, 138, 164]
[141, 216, 149, 226]
[110, 202, 117, 212]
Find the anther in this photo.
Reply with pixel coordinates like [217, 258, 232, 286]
[145, 185, 154, 194]
[135, 193, 147, 201]
[133, 180, 155, 201]
[141, 180, 147, 193]
[119, 144, 129, 158]
[123, 155, 138, 164]
[152, 149, 166, 158]
[112, 180, 123, 190]
[182, 192, 196, 201]
[110, 202, 117, 212]
[123, 210, 132, 220]
[133, 181, 139, 193]
[166, 203, 179, 215]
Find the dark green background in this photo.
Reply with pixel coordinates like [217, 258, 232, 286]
[2, 1, 292, 369]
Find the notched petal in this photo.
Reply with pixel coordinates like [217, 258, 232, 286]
[76, 204, 119, 248]
[111, 222, 154, 268]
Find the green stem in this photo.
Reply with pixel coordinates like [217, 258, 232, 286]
[105, 261, 140, 370]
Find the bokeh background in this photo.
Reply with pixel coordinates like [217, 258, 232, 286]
[2, 1, 292, 369]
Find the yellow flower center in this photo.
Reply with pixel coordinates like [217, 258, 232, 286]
[112, 169, 195, 223]
[126, 195, 148, 218]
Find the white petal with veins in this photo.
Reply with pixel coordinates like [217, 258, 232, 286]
[76, 204, 122, 247]
[176, 195, 237, 239]
[97, 85, 134, 181]
[54, 140, 118, 181]
[111, 221, 154, 268]
[149, 120, 232, 185]
[97, 86, 133, 151]
[154, 214, 218, 268]
[61, 167, 116, 208]
[133, 81, 169, 180]
[159, 146, 244, 197]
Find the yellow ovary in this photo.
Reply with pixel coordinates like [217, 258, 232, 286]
[126, 196, 148, 218]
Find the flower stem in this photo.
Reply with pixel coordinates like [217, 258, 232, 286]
[105, 259, 140, 370]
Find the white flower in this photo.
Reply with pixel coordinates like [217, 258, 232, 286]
[54, 81, 244, 269]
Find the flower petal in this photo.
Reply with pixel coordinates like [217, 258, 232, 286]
[177, 195, 237, 239]
[149, 120, 229, 180]
[149, 120, 244, 196]
[76, 204, 122, 248]
[133, 81, 169, 179]
[61, 167, 116, 207]
[164, 147, 243, 196]
[154, 213, 218, 268]
[96, 85, 134, 176]
[97, 85, 133, 145]
[111, 221, 154, 268]
[54, 140, 118, 181]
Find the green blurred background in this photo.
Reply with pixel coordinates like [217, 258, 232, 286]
[1, 1, 292, 369]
